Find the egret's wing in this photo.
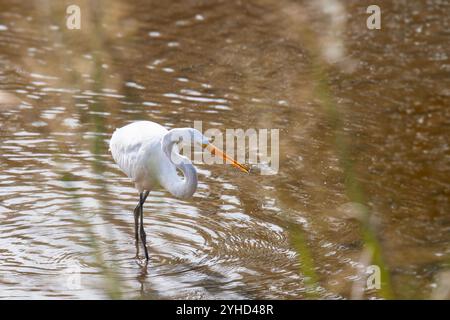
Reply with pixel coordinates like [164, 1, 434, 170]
[110, 136, 143, 180]
[109, 121, 167, 181]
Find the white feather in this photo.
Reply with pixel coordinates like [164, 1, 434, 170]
[110, 121, 198, 197]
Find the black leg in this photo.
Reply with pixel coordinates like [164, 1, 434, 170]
[133, 203, 140, 242]
[139, 191, 150, 261]
[134, 193, 146, 241]
[134, 191, 150, 258]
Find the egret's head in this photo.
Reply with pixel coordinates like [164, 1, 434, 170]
[165, 128, 249, 173]
[191, 128, 249, 174]
[190, 128, 211, 147]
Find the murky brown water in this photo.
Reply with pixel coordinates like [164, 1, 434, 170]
[0, 0, 449, 299]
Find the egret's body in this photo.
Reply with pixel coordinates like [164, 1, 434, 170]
[110, 121, 196, 198]
[110, 121, 248, 260]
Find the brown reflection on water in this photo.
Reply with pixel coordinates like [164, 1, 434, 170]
[0, 0, 448, 299]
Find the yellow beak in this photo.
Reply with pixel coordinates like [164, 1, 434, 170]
[204, 143, 249, 173]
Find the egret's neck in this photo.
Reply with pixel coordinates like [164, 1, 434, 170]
[159, 133, 198, 199]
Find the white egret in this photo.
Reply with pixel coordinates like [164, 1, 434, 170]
[110, 121, 248, 260]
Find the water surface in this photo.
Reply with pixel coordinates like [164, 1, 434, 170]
[0, 0, 448, 299]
